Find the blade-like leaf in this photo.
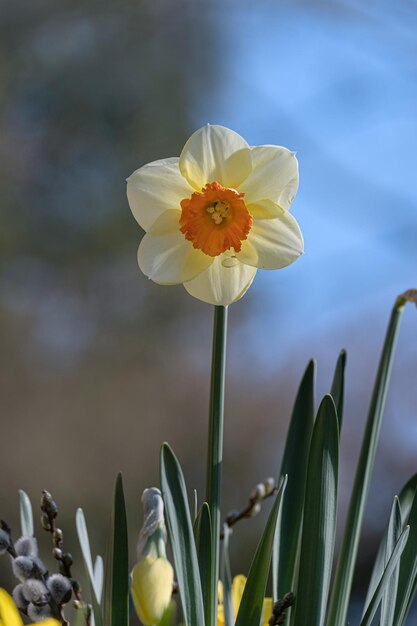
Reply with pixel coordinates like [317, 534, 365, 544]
[72, 607, 89, 626]
[394, 479, 417, 625]
[103, 473, 129, 626]
[380, 497, 402, 626]
[360, 526, 410, 626]
[194, 503, 212, 626]
[221, 524, 234, 626]
[235, 476, 287, 626]
[327, 299, 407, 626]
[274, 360, 315, 602]
[19, 490, 34, 537]
[292, 395, 339, 626]
[330, 350, 346, 433]
[161, 443, 205, 626]
[365, 473, 417, 610]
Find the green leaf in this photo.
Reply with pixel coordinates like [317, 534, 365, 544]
[194, 503, 212, 626]
[330, 350, 346, 433]
[365, 473, 417, 610]
[75, 508, 104, 626]
[18, 490, 34, 537]
[360, 526, 409, 626]
[327, 300, 407, 626]
[393, 478, 417, 626]
[380, 497, 403, 626]
[274, 359, 315, 602]
[103, 473, 129, 626]
[221, 524, 234, 626]
[161, 443, 205, 626]
[292, 395, 339, 626]
[235, 475, 287, 626]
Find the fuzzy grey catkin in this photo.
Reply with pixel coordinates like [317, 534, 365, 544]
[47, 574, 72, 604]
[15, 536, 38, 558]
[27, 602, 53, 622]
[22, 579, 50, 605]
[12, 584, 29, 610]
[12, 556, 35, 581]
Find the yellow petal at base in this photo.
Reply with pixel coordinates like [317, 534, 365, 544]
[184, 256, 257, 306]
[217, 577, 272, 626]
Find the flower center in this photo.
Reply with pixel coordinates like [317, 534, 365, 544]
[179, 182, 252, 257]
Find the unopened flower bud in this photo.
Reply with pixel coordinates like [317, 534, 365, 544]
[40, 491, 58, 517]
[41, 514, 52, 531]
[247, 503, 261, 518]
[263, 478, 276, 496]
[131, 556, 174, 626]
[32, 557, 47, 576]
[15, 536, 38, 558]
[27, 602, 53, 621]
[47, 574, 72, 605]
[22, 579, 50, 605]
[53, 547, 63, 560]
[62, 552, 73, 567]
[250, 483, 266, 501]
[12, 584, 29, 610]
[12, 556, 34, 581]
[53, 529, 63, 545]
[0, 529, 11, 554]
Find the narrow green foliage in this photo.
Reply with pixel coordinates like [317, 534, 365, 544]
[103, 473, 129, 626]
[380, 498, 403, 626]
[327, 300, 406, 626]
[393, 480, 417, 625]
[194, 503, 213, 626]
[274, 359, 315, 602]
[221, 524, 234, 626]
[330, 349, 346, 433]
[18, 489, 34, 537]
[235, 476, 287, 626]
[292, 395, 339, 626]
[161, 443, 205, 626]
[360, 526, 409, 626]
[365, 474, 417, 610]
[72, 607, 89, 626]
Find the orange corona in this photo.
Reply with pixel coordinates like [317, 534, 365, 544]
[179, 182, 253, 257]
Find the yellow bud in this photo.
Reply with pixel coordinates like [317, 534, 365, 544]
[131, 556, 174, 626]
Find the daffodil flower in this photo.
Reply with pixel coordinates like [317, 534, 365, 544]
[217, 575, 272, 626]
[0, 588, 59, 626]
[127, 125, 303, 305]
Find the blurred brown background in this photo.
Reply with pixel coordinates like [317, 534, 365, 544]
[1, 0, 417, 620]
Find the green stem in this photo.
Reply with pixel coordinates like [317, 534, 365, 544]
[206, 305, 228, 626]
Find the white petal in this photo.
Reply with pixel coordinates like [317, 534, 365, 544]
[127, 157, 193, 232]
[237, 213, 304, 270]
[239, 146, 299, 208]
[184, 256, 257, 305]
[138, 210, 213, 285]
[179, 125, 252, 190]
[247, 199, 284, 220]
